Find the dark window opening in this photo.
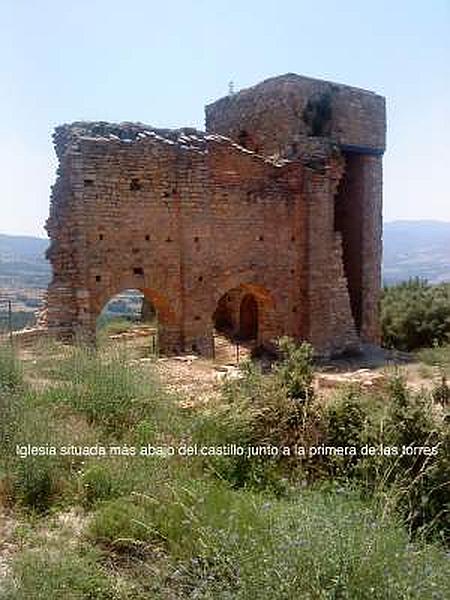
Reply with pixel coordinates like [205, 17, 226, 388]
[194, 236, 199, 243]
[198, 275, 203, 282]
[133, 267, 144, 276]
[302, 92, 333, 137]
[99, 234, 104, 240]
[84, 179, 94, 187]
[145, 234, 150, 241]
[95, 275, 101, 282]
[258, 235, 264, 241]
[130, 178, 142, 191]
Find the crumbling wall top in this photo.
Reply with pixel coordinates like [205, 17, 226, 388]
[205, 73, 386, 156]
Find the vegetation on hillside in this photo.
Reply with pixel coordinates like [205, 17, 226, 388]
[0, 336, 449, 599]
[381, 279, 450, 351]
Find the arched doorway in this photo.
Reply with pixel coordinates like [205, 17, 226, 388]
[96, 288, 158, 352]
[239, 294, 258, 340]
[213, 293, 234, 335]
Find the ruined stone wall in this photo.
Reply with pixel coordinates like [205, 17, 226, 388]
[46, 73, 385, 356]
[46, 124, 320, 355]
[206, 74, 385, 346]
[205, 73, 386, 158]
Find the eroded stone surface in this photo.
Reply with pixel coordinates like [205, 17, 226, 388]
[46, 73, 385, 357]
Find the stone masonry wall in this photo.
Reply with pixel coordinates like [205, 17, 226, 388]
[46, 73, 385, 356]
[206, 73, 385, 346]
[47, 124, 317, 355]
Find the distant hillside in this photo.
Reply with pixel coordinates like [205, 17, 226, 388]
[0, 233, 51, 289]
[0, 221, 449, 291]
[383, 220, 450, 285]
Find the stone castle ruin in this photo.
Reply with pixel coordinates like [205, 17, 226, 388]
[45, 73, 386, 356]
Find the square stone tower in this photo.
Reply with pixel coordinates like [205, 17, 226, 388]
[206, 73, 386, 349]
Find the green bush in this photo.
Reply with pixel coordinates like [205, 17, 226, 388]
[274, 337, 314, 401]
[2, 547, 116, 600]
[0, 343, 23, 392]
[89, 484, 450, 599]
[81, 464, 114, 507]
[193, 356, 319, 491]
[323, 387, 369, 475]
[54, 346, 165, 434]
[381, 279, 450, 351]
[370, 374, 450, 539]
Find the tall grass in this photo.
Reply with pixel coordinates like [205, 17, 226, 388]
[1, 339, 449, 598]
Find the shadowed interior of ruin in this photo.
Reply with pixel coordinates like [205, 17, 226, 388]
[334, 152, 364, 333]
[213, 290, 259, 342]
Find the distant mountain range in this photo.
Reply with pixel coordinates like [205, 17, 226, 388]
[0, 233, 50, 289]
[0, 220, 449, 291]
[383, 220, 450, 284]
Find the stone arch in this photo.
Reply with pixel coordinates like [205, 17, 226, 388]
[212, 281, 276, 346]
[90, 276, 181, 354]
[94, 285, 175, 325]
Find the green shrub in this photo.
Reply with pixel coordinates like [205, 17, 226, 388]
[8, 404, 71, 511]
[384, 374, 437, 452]
[381, 279, 450, 351]
[81, 465, 114, 507]
[13, 458, 56, 512]
[370, 374, 450, 539]
[274, 337, 314, 401]
[54, 346, 165, 434]
[0, 344, 23, 392]
[431, 374, 450, 405]
[193, 358, 318, 491]
[89, 484, 450, 599]
[418, 344, 450, 376]
[323, 387, 369, 475]
[2, 547, 116, 600]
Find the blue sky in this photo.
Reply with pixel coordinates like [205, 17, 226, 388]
[1, 0, 449, 237]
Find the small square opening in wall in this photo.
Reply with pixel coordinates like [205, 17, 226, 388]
[194, 236, 200, 243]
[98, 234, 104, 241]
[130, 178, 142, 191]
[145, 235, 150, 241]
[95, 275, 101, 282]
[258, 235, 264, 241]
[84, 179, 94, 187]
[133, 267, 144, 276]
